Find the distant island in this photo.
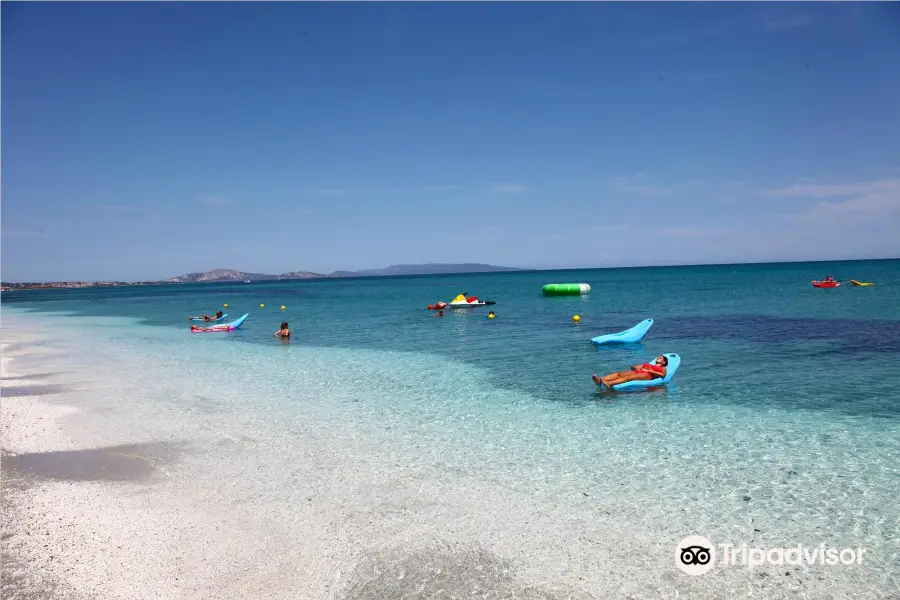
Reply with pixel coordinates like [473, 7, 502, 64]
[1, 263, 524, 289]
[165, 264, 521, 282]
[165, 269, 328, 283]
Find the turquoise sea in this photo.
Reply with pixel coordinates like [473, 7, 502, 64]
[3, 259, 900, 597]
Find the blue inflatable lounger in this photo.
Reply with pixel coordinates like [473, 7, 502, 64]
[591, 318, 654, 345]
[226, 313, 250, 329]
[598, 353, 681, 392]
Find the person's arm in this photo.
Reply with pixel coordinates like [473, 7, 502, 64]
[274, 331, 281, 337]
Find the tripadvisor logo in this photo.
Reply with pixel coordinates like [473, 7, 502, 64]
[677, 535, 716, 576]
[676, 536, 866, 575]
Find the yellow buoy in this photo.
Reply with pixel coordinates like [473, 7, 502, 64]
[260, 303, 265, 308]
[224, 303, 228, 308]
[488, 313, 495, 319]
[281, 305, 286, 310]
[573, 315, 581, 323]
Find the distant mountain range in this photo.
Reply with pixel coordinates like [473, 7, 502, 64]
[165, 269, 327, 283]
[166, 263, 522, 283]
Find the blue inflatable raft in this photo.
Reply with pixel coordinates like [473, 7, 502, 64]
[598, 353, 681, 392]
[225, 313, 249, 329]
[591, 318, 654, 345]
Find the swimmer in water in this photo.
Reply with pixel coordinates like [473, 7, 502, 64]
[434, 310, 444, 317]
[189, 310, 224, 322]
[275, 321, 290, 338]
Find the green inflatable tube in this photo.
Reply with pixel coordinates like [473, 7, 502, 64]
[542, 283, 591, 296]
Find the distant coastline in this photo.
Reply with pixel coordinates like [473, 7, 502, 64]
[2, 257, 896, 289]
[163, 263, 523, 284]
[1, 263, 525, 289]
[1, 280, 176, 291]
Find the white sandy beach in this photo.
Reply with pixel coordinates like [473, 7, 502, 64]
[2, 315, 897, 600]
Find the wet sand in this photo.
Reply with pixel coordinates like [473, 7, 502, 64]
[1, 372, 70, 382]
[2, 442, 187, 484]
[0, 441, 185, 600]
[2, 384, 71, 399]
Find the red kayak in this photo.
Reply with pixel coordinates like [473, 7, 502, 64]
[812, 280, 840, 288]
[427, 301, 448, 310]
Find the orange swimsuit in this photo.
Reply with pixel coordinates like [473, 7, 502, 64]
[634, 363, 664, 378]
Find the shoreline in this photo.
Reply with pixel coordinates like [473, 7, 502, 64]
[0, 325, 598, 599]
[2, 313, 898, 599]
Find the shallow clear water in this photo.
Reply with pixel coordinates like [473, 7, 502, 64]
[3, 259, 900, 596]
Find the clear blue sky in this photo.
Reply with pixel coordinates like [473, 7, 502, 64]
[2, 2, 899, 281]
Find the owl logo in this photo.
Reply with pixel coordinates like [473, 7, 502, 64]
[676, 536, 716, 575]
[680, 545, 711, 565]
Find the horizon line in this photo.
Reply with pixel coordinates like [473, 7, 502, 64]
[2, 256, 898, 286]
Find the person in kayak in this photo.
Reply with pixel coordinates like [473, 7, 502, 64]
[592, 355, 668, 388]
[274, 321, 290, 338]
[823, 275, 836, 283]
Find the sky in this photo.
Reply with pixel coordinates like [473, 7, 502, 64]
[2, 2, 900, 281]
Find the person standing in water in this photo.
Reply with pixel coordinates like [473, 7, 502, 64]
[275, 321, 290, 339]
